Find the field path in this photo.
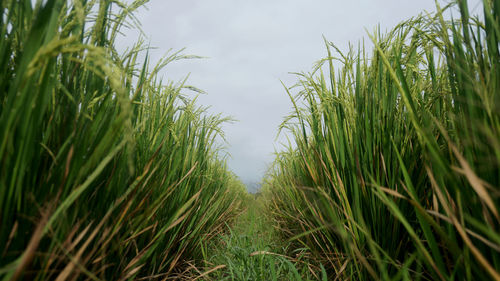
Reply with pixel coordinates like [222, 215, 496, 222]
[199, 197, 325, 281]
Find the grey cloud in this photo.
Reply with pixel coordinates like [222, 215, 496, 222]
[117, 0, 480, 188]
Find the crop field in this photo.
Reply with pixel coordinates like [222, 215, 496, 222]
[263, 0, 500, 280]
[0, 0, 499, 280]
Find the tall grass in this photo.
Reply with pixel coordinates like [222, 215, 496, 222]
[0, 0, 244, 279]
[264, 0, 500, 280]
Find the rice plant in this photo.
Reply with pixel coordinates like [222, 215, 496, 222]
[264, 0, 500, 280]
[0, 0, 244, 280]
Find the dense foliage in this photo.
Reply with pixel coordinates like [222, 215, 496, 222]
[264, 1, 500, 280]
[0, 0, 245, 280]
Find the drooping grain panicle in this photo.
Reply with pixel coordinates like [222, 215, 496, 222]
[0, 1, 245, 280]
[264, 0, 500, 279]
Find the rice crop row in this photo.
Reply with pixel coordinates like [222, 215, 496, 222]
[0, 0, 245, 280]
[263, 0, 500, 280]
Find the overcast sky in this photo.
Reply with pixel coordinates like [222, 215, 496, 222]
[116, 0, 482, 191]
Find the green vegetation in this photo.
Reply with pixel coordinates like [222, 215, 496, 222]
[0, 0, 246, 280]
[198, 196, 326, 281]
[2, 0, 500, 280]
[263, 0, 500, 280]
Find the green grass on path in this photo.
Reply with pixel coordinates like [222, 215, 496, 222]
[198, 196, 327, 281]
